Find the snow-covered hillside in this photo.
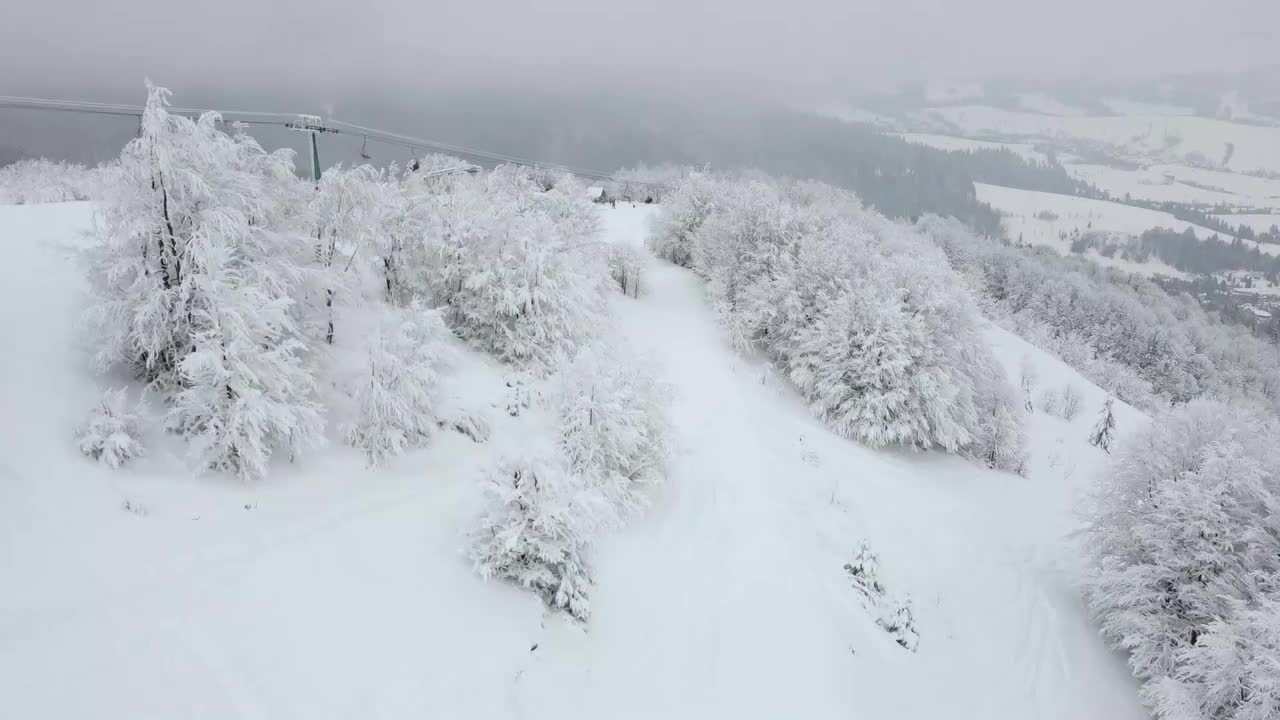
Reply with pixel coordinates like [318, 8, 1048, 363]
[0, 201, 1148, 719]
[977, 182, 1280, 260]
[918, 105, 1280, 174]
[895, 132, 1049, 163]
[1066, 162, 1280, 209]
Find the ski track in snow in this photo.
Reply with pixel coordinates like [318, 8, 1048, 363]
[0, 201, 1150, 719]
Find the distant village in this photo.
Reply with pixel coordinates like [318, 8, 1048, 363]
[1153, 273, 1280, 341]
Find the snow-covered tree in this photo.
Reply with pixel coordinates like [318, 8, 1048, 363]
[306, 164, 387, 344]
[555, 342, 672, 523]
[608, 243, 645, 298]
[471, 452, 602, 620]
[845, 543, 887, 601]
[423, 168, 609, 368]
[1039, 386, 1061, 416]
[651, 173, 1023, 464]
[1059, 383, 1083, 420]
[87, 84, 323, 479]
[649, 170, 716, 267]
[1085, 400, 1280, 719]
[1019, 354, 1038, 411]
[164, 224, 324, 480]
[1089, 397, 1117, 453]
[77, 388, 145, 469]
[1154, 599, 1280, 720]
[968, 351, 1029, 475]
[787, 283, 973, 450]
[844, 542, 919, 651]
[0, 158, 109, 204]
[342, 303, 454, 466]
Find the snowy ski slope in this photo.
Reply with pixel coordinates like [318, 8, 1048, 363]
[0, 201, 1148, 719]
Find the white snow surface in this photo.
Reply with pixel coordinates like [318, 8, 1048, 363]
[1067, 163, 1280, 210]
[977, 182, 1280, 264]
[1, 201, 1148, 719]
[1212, 212, 1280, 233]
[1016, 93, 1089, 117]
[921, 104, 1280, 174]
[895, 132, 1050, 163]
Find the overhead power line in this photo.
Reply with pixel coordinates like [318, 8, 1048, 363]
[0, 94, 663, 189]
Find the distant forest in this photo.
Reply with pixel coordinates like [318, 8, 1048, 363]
[1069, 227, 1280, 280]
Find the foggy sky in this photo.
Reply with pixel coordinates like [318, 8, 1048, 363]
[4, 0, 1277, 104]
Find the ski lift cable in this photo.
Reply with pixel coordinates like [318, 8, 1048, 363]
[0, 94, 665, 188]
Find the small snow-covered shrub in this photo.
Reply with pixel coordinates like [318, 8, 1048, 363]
[879, 602, 920, 652]
[1039, 383, 1084, 421]
[1084, 400, 1280, 719]
[1039, 387, 1061, 416]
[607, 243, 645, 298]
[845, 543, 919, 651]
[555, 342, 672, 523]
[471, 453, 601, 621]
[1059, 384, 1083, 420]
[77, 388, 145, 469]
[0, 158, 103, 204]
[445, 411, 492, 443]
[1019, 353, 1039, 411]
[342, 304, 454, 466]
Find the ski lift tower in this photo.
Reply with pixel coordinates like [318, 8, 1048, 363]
[285, 114, 338, 182]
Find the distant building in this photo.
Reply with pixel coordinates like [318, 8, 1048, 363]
[1239, 303, 1273, 327]
[587, 186, 610, 204]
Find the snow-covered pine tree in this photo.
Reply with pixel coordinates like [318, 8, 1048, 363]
[1089, 396, 1117, 453]
[844, 542, 919, 651]
[844, 543, 887, 601]
[77, 388, 145, 469]
[89, 84, 324, 479]
[471, 452, 602, 620]
[342, 303, 454, 466]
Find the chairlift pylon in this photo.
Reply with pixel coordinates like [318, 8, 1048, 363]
[360, 135, 371, 160]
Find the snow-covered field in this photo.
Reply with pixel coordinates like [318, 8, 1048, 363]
[895, 132, 1049, 163]
[0, 201, 1148, 719]
[1212, 212, 1280, 233]
[919, 105, 1280, 174]
[1067, 163, 1280, 209]
[1017, 93, 1088, 117]
[976, 182, 1280, 261]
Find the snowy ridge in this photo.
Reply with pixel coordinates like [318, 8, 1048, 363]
[0, 201, 1147, 718]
